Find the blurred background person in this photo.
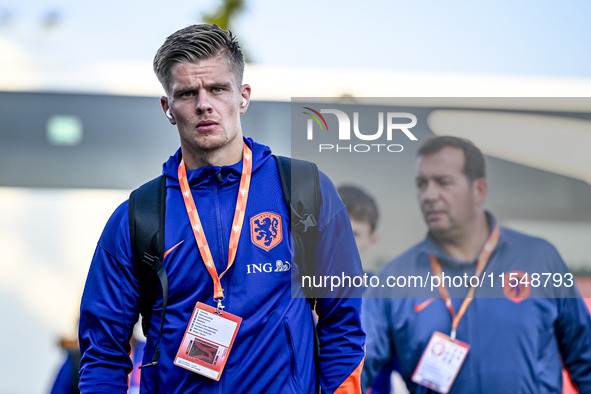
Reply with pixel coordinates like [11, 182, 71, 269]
[338, 184, 408, 394]
[337, 184, 379, 266]
[361, 136, 591, 393]
[49, 323, 144, 394]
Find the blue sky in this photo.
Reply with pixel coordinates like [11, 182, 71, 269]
[235, 0, 591, 77]
[1, 0, 591, 85]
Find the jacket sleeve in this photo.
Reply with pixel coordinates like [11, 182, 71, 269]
[312, 172, 366, 394]
[360, 294, 394, 393]
[556, 294, 591, 391]
[536, 243, 591, 391]
[78, 201, 141, 393]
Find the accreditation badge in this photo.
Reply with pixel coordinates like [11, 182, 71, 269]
[174, 302, 242, 380]
[411, 331, 470, 393]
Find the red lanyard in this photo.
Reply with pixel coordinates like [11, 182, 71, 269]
[429, 225, 500, 340]
[178, 142, 252, 310]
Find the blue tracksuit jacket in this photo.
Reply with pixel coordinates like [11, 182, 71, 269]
[362, 214, 591, 393]
[79, 138, 365, 393]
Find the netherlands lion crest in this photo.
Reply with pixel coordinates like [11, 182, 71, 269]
[503, 270, 531, 303]
[251, 212, 283, 251]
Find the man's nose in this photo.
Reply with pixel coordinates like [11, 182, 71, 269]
[196, 92, 213, 113]
[420, 181, 439, 202]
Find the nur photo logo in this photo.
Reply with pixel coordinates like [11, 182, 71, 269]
[301, 106, 419, 153]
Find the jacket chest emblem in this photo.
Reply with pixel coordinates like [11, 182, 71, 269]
[502, 270, 531, 303]
[251, 212, 283, 251]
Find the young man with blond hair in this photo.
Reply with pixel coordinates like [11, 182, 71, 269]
[79, 24, 365, 393]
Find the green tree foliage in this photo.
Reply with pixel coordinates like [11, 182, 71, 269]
[203, 0, 250, 62]
[203, 0, 245, 31]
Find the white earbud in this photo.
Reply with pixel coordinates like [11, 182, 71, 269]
[241, 98, 247, 107]
[166, 109, 173, 120]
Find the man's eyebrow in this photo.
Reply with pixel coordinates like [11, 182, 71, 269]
[432, 175, 454, 182]
[175, 86, 196, 94]
[415, 174, 453, 182]
[207, 81, 232, 88]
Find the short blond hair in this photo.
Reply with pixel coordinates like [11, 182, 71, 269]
[153, 24, 245, 93]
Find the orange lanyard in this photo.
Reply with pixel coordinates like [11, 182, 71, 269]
[429, 225, 500, 341]
[178, 142, 252, 310]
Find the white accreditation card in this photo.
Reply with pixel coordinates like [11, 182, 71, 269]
[174, 302, 242, 381]
[411, 331, 470, 393]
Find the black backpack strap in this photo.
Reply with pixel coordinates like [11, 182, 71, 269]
[128, 175, 168, 368]
[275, 155, 323, 394]
[274, 155, 321, 283]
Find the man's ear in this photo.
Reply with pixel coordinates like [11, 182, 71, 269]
[160, 96, 176, 125]
[369, 232, 379, 250]
[473, 178, 488, 207]
[239, 84, 251, 114]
